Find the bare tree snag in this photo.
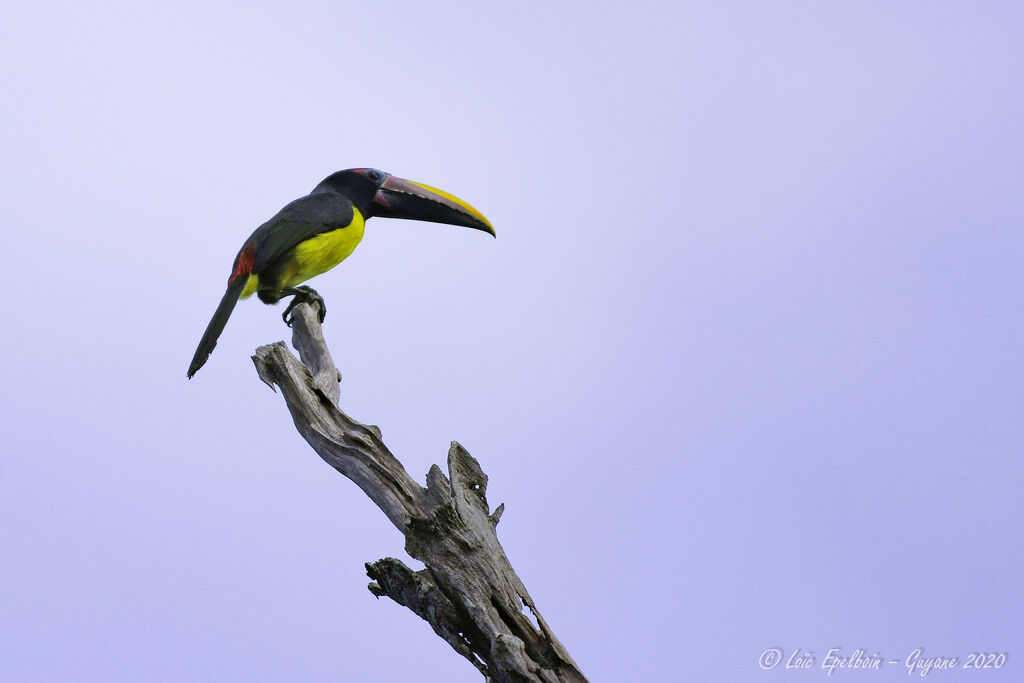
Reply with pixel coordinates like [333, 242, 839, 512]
[251, 303, 587, 683]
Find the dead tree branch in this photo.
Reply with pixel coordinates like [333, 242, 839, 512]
[251, 303, 587, 683]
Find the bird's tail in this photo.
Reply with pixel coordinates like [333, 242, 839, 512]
[187, 275, 248, 378]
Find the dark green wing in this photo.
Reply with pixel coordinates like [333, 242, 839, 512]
[245, 191, 356, 272]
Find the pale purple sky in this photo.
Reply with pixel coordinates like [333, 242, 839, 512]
[1, 2, 1021, 681]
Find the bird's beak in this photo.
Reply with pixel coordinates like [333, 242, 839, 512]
[373, 175, 495, 237]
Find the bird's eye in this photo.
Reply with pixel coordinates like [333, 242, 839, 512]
[366, 170, 382, 182]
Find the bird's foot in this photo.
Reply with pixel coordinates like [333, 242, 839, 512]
[281, 286, 326, 327]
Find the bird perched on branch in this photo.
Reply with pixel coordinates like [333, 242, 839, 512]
[187, 168, 494, 378]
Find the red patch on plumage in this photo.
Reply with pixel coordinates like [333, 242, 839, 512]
[229, 244, 255, 283]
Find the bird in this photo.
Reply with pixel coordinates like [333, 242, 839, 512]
[187, 168, 494, 378]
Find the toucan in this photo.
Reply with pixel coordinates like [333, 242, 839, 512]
[187, 168, 494, 378]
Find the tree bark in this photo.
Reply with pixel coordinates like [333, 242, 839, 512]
[251, 303, 587, 683]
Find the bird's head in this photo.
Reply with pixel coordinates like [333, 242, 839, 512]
[314, 168, 494, 236]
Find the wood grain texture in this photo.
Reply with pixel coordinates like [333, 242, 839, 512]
[251, 303, 587, 683]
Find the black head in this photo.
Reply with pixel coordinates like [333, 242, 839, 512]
[311, 168, 388, 214]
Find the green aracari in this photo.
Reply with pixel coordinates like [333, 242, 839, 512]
[187, 168, 494, 379]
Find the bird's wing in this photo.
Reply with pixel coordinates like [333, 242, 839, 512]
[246, 192, 356, 271]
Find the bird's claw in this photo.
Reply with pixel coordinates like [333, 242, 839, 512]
[282, 286, 326, 327]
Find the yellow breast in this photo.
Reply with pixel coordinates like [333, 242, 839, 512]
[281, 208, 366, 290]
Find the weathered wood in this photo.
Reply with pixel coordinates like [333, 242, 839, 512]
[251, 303, 587, 683]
